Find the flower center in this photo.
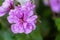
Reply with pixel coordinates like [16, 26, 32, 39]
[20, 17, 24, 23]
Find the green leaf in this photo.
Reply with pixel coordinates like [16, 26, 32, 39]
[40, 19, 50, 37]
[15, 34, 27, 40]
[55, 33, 60, 40]
[0, 31, 4, 40]
[30, 32, 43, 40]
[0, 0, 3, 6]
[2, 31, 12, 40]
[42, 9, 51, 18]
[55, 18, 60, 31]
[30, 23, 43, 40]
[0, 14, 10, 30]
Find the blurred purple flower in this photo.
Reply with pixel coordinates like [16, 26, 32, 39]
[50, 0, 60, 13]
[43, 0, 49, 6]
[7, 1, 37, 34]
[0, 0, 14, 17]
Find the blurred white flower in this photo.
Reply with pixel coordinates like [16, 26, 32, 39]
[16, 0, 30, 5]
[16, 0, 39, 8]
[43, 0, 49, 6]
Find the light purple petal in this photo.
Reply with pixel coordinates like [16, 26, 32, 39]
[32, 23, 36, 30]
[2, 1, 10, 9]
[0, 0, 14, 17]
[11, 24, 24, 34]
[0, 7, 8, 17]
[26, 15, 37, 23]
[0, 12, 6, 17]
[24, 11, 34, 21]
[7, 15, 19, 24]
[23, 23, 32, 34]
[9, 10, 14, 15]
[27, 11, 34, 17]
[9, 9, 23, 18]
[24, 1, 35, 10]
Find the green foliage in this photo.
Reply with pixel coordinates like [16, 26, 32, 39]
[55, 33, 60, 40]
[0, 0, 3, 6]
[55, 18, 60, 31]
[30, 23, 43, 40]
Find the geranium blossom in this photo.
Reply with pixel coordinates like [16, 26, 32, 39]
[50, 0, 60, 13]
[7, 1, 37, 34]
[0, 0, 14, 17]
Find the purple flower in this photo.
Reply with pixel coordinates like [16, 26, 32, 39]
[0, 0, 14, 17]
[50, 0, 60, 13]
[7, 1, 37, 34]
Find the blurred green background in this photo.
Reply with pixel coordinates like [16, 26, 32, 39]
[0, 0, 60, 40]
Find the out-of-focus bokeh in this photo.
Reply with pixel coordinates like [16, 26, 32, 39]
[0, 0, 60, 40]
